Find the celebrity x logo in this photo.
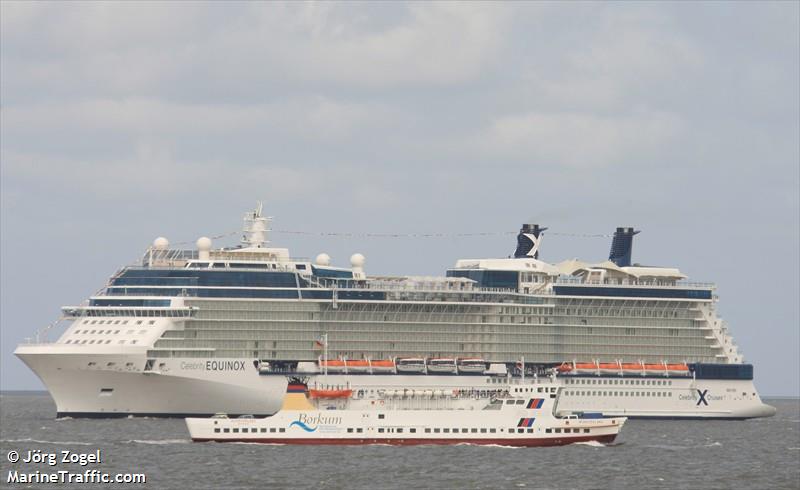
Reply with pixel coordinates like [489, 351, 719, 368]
[696, 389, 709, 406]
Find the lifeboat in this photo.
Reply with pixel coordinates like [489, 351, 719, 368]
[308, 388, 353, 399]
[345, 359, 370, 372]
[556, 362, 573, 373]
[370, 359, 396, 373]
[427, 358, 457, 374]
[319, 359, 346, 372]
[620, 363, 644, 372]
[643, 363, 667, 374]
[665, 363, 690, 375]
[457, 358, 487, 374]
[396, 358, 426, 373]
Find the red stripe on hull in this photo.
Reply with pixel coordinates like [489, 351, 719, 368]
[192, 434, 618, 447]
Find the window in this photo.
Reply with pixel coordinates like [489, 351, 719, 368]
[490, 428, 497, 433]
[410, 428, 416, 433]
[583, 429, 590, 433]
[232, 428, 239, 433]
[357, 428, 363, 433]
[443, 428, 450, 433]
[260, 428, 266, 433]
[378, 414, 385, 419]
[555, 428, 561, 433]
[279, 428, 285, 433]
[545, 428, 552, 433]
[270, 428, 276, 433]
[214, 428, 220, 433]
[425, 428, 431, 433]
[223, 428, 230, 433]
[397, 428, 403, 433]
[480, 428, 487, 433]
[471, 428, 478, 433]
[517, 428, 524, 434]
[527, 428, 533, 433]
[347, 428, 354, 433]
[149, 320, 156, 325]
[433, 428, 440, 433]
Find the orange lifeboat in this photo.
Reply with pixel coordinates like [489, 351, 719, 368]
[319, 359, 346, 372]
[308, 388, 353, 399]
[620, 363, 644, 371]
[556, 363, 573, 373]
[345, 359, 370, 372]
[370, 359, 396, 372]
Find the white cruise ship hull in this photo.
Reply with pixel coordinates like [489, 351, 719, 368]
[17, 345, 775, 419]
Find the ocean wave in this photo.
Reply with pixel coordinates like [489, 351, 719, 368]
[642, 444, 689, 451]
[571, 440, 606, 448]
[2, 438, 91, 446]
[123, 439, 191, 445]
[704, 441, 722, 447]
[55, 417, 74, 421]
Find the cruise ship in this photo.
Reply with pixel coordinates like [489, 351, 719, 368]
[15, 204, 776, 419]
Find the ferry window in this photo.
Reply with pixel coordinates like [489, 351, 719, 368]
[489, 428, 496, 433]
[105, 340, 111, 344]
[433, 429, 440, 433]
[584, 429, 590, 433]
[357, 428, 363, 433]
[115, 330, 120, 334]
[397, 428, 403, 433]
[123, 321, 129, 325]
[241, 428, 248, 433]
[90, 330, 96, 334]
[279, 428, 285, 433]
[545, 428, 552, 433]
[410, 428, 416, 433]
[131, 340, 137, 344]
[260, 428, 266, 433]
[517, 428, 524, 434]
[505, 400, 515, 405]
[347, 428, 354, 433]
[516, 400, 525, 405]
[527, 429, 533, 433]
[377, 428, 384, 433]
[82, 320, 88, 324]
[149, 320, 156, 325]
[118, 340, 125, 344]
[555, 428, 561, 433]
[270, 428, 276, 433]
[223, 428, 230, 433]
[378, 414, 385, 419]
[136, 321, 143, 325]
[114, 320, 120, 325]
[537, 388, 543, 393]
[443, 428, 450, 433]
[480, 428, 487, 433]
[669, 392, 672, 397]
[471, 428, 478, 433]
[462, 428, 468, 433]
[65, 340, 71, 344]
[90, 320, 97, 325]
[425, 428, 431, 433]
[214, 428, 220, 433]
[89, 340, 95, 344]
[232, 428, 239, 433]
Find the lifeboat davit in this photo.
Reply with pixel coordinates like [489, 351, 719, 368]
[308, 388, 353, 399]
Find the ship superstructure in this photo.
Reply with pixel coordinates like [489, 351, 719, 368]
[15, 204, 775, 419]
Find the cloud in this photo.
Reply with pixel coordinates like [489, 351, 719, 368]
[480, 110, 683, 168]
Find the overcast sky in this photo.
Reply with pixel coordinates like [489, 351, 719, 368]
[1, 2, 798, 396]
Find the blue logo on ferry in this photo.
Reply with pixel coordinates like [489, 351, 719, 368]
[696, 389, 709, 406]
[289, 420, 318, 432]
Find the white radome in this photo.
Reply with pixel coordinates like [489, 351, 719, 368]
[196, 237, 212, 251]
[153, 237, 169, 250]
[350, 253, 365, 267]
[315, 253, 331, 266]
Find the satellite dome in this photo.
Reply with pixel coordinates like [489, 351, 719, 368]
[196, 237, 213, 251]
[153, 237, 169, 250]
[315, 253, 331, 266]
[350, 253, 365, 268]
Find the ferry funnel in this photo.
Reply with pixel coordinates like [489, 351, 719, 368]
[608, 227, 640, 267]
[514, 224, 547, 259]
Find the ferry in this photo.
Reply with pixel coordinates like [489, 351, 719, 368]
[15, 204, 775, 419]
[185, 378, 626, 446]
